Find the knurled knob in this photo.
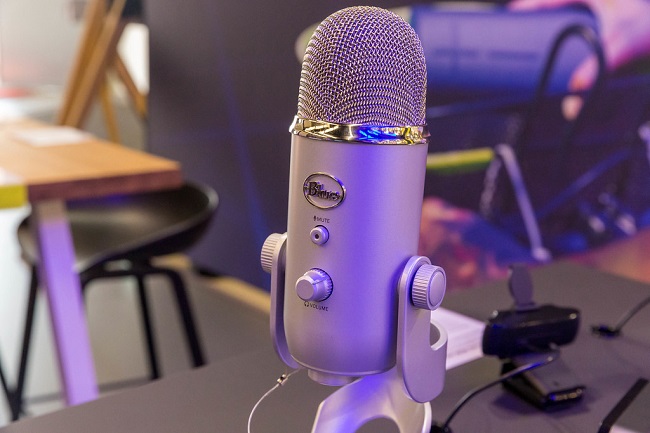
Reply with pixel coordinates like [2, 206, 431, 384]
[296, 268, 333, 302]
[411, 264, 446, 310]
[261, 233, 284, 273]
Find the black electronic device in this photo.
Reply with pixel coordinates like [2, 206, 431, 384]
[481, 264, 584, 410]
[501, 353, 585, 410]
[482, 264, 580, 358]
[483, 304, 580, 358]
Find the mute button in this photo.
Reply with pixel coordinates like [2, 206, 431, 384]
[310, 225, 329, 245]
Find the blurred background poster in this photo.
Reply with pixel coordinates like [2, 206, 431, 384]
[146, 0, 650, 290]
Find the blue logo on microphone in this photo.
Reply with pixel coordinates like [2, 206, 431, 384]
[303, 173, 345, 209]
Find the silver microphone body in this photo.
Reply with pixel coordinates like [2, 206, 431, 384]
[285, 133, 428, 384]
[272, 6, 430, 385]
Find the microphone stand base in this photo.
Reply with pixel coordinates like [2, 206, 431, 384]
[310, 366, 432, 433]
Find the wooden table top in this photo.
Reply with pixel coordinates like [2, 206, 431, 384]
[0, 119, 182, 203]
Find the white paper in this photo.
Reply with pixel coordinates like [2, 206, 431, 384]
[10, 126, 92, 147]
[431, 308, 485, 370]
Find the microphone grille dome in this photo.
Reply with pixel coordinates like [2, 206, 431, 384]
[297, 6, 427, 127]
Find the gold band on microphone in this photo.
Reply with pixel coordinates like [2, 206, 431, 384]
[289, 116, 429, 145]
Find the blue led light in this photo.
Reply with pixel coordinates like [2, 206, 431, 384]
[358, 127, 400, 142]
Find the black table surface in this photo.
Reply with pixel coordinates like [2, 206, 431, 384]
[433, 261, 650, 433]
[0, 261, 648, 432]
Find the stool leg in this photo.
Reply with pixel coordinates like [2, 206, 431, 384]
[0, 355, 12, 419]
[63, 0, 128, 128]
[57, 0, 107, 125]
[162, 270, 205, 368]
[135, 276, 160, 380]
[84, 265, 205, 377]
[11, 266, 40, 420]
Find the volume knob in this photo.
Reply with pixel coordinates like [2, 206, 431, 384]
[296, 268, 333, 302]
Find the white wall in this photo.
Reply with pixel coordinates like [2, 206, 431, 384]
[0, 0, 83, 86]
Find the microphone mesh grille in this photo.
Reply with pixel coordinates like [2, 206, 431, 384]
[297, 6, 427, 127]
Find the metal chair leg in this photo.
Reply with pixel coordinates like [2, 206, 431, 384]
[160, 268, 205, 368]
[0, 354, 12, 419]
[11, 266, 40, 420]
[135, 276, 160, 380]
[17, 261, 205, 411]
[84, 264, 206, 371]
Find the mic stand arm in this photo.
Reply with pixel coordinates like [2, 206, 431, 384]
[397, 256, 448, 403]
[261, 232, 300, 369]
